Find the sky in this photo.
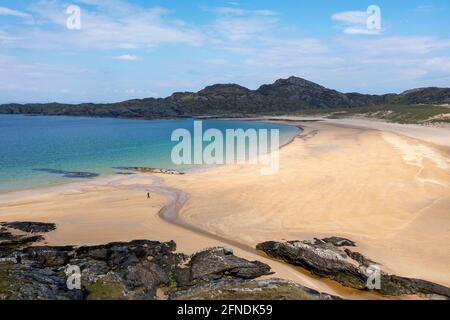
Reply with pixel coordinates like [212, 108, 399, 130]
[0, 0, 449, 103]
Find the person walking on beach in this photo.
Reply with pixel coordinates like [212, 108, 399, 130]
[147, 192, 150, 199]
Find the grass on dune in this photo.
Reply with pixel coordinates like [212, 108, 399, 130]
[291, 105, 450, 124]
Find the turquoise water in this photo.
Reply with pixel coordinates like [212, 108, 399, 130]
[0, 115, 299, 193]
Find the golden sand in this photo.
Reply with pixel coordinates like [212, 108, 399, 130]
[1, 119, 449, 298]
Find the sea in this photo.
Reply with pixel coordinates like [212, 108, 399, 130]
[0, 115, 299, 193]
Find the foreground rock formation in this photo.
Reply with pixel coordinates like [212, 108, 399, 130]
[0, 222, 336, 300]
[257, 238, 450, 299]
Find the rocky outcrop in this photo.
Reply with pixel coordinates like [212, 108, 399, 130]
[175, 247, 272, 289]
[1, 76, 448, 118]
[257, 238, 450, 299]
[321, 237, 356, 247]
[117, 167, 185, 175]
[172, 278, 340, 300]
[0, 223, 53, 258]
[1, 222, 56, 233]
[0, 222, 342, 300]
[33, 169, 99, 179]
[0, 240, 271, 300]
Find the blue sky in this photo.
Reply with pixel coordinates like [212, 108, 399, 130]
[0, 0, 449, 103]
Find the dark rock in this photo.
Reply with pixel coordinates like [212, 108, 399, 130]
[172, 278, 341, 300]
[22, 246, 73, 268]
[33, 169, 99, 179]
[187, 247, 272, 285]
[1, 225, 47, 257]
[322, 237, 356, 247]
[1, 262, 83, 300]
[344, 249, 377, 267]
[14, 221, 449, 300]
[0, 231, 15, 241]
[257, 240, 367, 289]
[76, 246, 109, 261]
[381, 275, 450, 297]
[1, 221, 56, 233]
[116, 167, 184, 175]
[122, 260, 169, 298]
[1, 225, 279, 300]
[257, 239, 450, 299]
[0, 235, 44, 248]
[0, 223, 51, 255]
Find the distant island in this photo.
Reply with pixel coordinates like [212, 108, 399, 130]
[1, 77, 449, 120]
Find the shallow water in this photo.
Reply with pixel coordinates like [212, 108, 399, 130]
[0, 115, 299, 192]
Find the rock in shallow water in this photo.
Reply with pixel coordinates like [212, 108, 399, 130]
[115, 167, 185, 175]
[33, 168, 99, 179]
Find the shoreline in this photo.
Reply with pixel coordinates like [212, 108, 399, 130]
[0, 171, 379, 299]
[0, 117, 300, 196]
[159, 118, 449, 287]
[262, 116, 450, 149]
[0, 117, 449, 299]
[0, 118, 304, 259]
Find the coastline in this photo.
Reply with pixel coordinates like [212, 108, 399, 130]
[160, 118, 450, 287]
[0, 117, 449, 299]
[262, 116, 450, 149]
[0, 115, 299, 197]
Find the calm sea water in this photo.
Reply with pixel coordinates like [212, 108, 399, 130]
[0, 115, 299, 193]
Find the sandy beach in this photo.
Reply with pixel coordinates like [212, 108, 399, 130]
[1, 118, 449, 299]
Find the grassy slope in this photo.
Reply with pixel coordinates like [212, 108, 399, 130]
[290, 105, 450, 125]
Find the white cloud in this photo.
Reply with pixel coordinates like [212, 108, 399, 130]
[113, 54, 140, 61]
[415, 5, 436, 13]
[0, 31, 22, 46]
[209, 7, 279, 42]
[332, 10, 381, 35]
[241, 37, 331, 68]
[420, 57, 450, 80]
[424, 57, 450, 69]
[213, 17, 276, 41]
[332, 11, 367, 25]
[213, 7, 245, 16]
[340, 37, 450, 55]
[3, 1, 204, 49]
[0, 6, 31, 19]
[1, 1, 449, 101]
[343, 28, 381, 35]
